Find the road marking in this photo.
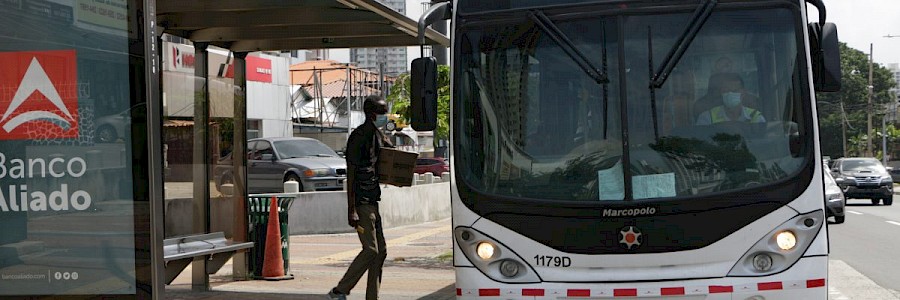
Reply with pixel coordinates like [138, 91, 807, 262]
[846, 210, 864, 215]
[297, 224, 451, 264]
[887, 221, 900, 227]
[829, 260, 900, 300]
[829, 286, 851, 300]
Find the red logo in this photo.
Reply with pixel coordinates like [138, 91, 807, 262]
[619, 226, 643, 250]
[0, 50, 79, 140]
[173, 47, 195, 69]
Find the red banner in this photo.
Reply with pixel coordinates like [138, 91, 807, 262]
[224, 56, 273, 83]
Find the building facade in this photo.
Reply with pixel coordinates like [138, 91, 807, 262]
[350, 0, 408, 76]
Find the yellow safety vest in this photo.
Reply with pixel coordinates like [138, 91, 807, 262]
[709, 106, 764, 124]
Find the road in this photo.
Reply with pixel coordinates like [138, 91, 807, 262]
[164, 195, 900, 300]
[828, 192, 900, 298]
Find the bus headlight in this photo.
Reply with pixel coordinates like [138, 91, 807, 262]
[499, 260, 520, 277]
[752, 254, 773, 272]
[776, 231, 796, 250]
[728, 210, 823, 276]
[476, 242, 496, 260]
[455, 227, 540, 283]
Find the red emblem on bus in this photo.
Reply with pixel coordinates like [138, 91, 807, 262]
[620, 226, 642, 250]
[0, 50, 79, 140]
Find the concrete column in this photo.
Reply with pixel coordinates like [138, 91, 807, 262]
[191, 42, 211, 291]
[424, 173, 434, 184]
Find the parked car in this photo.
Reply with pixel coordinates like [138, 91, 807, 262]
[823, 170, 845, 224]
[95, 109, 130, 143]
[831, 157, 893, 206]
[214, 137, 347, 194]
[413, 157, 449, 176]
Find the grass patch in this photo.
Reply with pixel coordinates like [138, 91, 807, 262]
[434, 251, 453, 262]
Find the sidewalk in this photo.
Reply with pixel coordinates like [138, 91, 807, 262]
[165, 218, 455, 300]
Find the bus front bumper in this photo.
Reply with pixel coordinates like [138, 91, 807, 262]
[454, 256, 827, 299]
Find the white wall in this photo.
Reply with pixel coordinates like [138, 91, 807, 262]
[248, 53, 293, 138]
[257, 182, 451, 235]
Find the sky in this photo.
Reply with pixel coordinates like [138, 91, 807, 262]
[808, 0, 900, 67]
[330, 1, 900, 69]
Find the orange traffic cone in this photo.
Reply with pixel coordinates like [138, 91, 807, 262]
[262, 196, 292, 280]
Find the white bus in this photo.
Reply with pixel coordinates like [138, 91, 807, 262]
[412, 0, 842, 299]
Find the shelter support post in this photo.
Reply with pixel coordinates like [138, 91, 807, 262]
[191, 42, 211, 291]
[232, 51, 250, 279]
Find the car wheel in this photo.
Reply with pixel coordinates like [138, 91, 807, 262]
[219, 173, 233, 187]
[884, 197, 893, 206]
[871, 198, 881, 205]
[834, 215, 845, 224]
[96, 125, 117, 143]
[284, 173, 304, 192]
[216, 173, 234, 195]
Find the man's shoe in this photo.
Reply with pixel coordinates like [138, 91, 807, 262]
[327, 288, 347, 300]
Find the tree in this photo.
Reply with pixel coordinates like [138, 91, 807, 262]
[386, 65, 451, 146]
[816, 43, 898, 158]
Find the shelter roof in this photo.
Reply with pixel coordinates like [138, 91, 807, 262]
[157, 0, 449, 52]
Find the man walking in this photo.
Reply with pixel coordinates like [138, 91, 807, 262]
[329, 96, 393, 300]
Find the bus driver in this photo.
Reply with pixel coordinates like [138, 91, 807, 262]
[695, 73, 766, 125]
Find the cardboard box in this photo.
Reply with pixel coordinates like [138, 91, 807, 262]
[378, 147, 418, 186]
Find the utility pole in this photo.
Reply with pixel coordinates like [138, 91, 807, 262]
[867, 43, 874, 157]
[884, 112, 888, 165]
[841, 101, 848, 157]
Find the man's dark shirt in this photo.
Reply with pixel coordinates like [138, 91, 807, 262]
[346, 121, 389, 204]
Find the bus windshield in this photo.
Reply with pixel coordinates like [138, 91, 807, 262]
[455, 5, 809, 202]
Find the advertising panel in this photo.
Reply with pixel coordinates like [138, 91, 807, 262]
[0, 3, 142, 297]
[163, 43, 274, 83]
[163, 42, 197, 74]
[246, 56, 273, 83]
[222, 55, 274, 83]
[75, 0, 127, 30]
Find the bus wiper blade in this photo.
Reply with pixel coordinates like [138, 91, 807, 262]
[529, 11, 609, 85]
[650, 0, 717, 89]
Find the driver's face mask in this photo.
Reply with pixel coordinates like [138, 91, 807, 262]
[722, 92, 742, 108]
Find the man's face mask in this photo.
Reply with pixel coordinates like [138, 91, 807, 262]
[722, 92, 742, 108]
[374, 114, 389, 127]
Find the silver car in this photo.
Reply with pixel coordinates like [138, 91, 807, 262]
[215, 137, 347, 194]
[824, 170, 845, 224]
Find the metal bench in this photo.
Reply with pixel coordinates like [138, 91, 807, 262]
[162, 232, 253, 284]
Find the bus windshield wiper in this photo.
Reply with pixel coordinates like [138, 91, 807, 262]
[650, 0, 718, 88]
[529, 10, 609, 85]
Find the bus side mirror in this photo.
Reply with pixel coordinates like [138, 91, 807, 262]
[410, 57, 438, 131]
[809, 22, 842, 92]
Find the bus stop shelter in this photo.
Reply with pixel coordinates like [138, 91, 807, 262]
[152, 0, 448, 296]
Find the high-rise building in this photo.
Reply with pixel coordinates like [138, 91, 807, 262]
[305, 49, 330, 61]
[350, 0, 408, 76]
[889, 63, 899, 102]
